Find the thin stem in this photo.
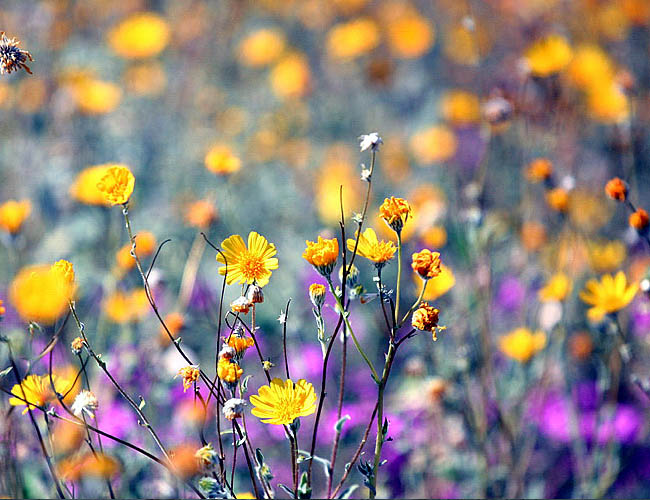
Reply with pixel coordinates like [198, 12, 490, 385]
[327, 329, 347, 497]
[399, 279, 428, 328]
[394, 233, 402, 326]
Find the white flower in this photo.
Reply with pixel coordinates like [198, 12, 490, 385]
[71, 390, 99, 418]
[358, 132, 383, 152]
[361, 168, 372, 182]
[222, 398, 247, 420]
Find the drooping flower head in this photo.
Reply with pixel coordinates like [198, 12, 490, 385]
[0, 199, 31, 234]
[309, 283, 327, 309]
[346, 228, 396, 268]
[0, 32, 33, 75]
[223, 398, 247, 421]
[379, 196, 412, 234]
[629, 209, 649, 232]
[579, 271, 638, 321]
[411, 249, 442, 279]
[217, 232, 278, 287]
[605, 177, 627, 202]
[411, 302, 445, 341]
[250, 378, 317, 425]
[303, 236, 339, 277]
[226, 331, 255, 359]
[499, 327, 546, 363]
[9, 374, 71, 414]
[230, 296, 252, 314]
[96, 165, 135, 205]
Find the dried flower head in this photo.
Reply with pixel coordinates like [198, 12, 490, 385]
[0, 32, 33, 75]
[96, 165, 135, 205]
[482, 95, 513, 125]
[71, 390, 99, 418]
[230, 296, 252, 314]
[379, 196, 412, 234]
[411, 249, 442, 280]
[359, 132, 383, 152]
[222, 398, 247, 420]
[605, 177, 628, 201]
[195, 443, 218, 469]
[411, 302, 445, 341]
[303, 236, 339, 277]
[177, 365, 200, 392]
[247, 284, 264, 304]
[71, 336, 84, 355]
[218, 346, 236, 360]
[629, 208, 649, 232]
[309, 283, 327, 309]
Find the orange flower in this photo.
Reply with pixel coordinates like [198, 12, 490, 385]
[303, 236, 339, 276]
[115, 231, 156, 270]
[227, 334, 255, 356]
[629, 208, 649, 231]
[546, 188, 570, 212]
[605, 177, 628, 201]
[308, 283, 327, 308]
[526, 158, 553, 183]
[0, 199, 31, 234]
[185, 200, 217, 228]
[379, 196, 412, 234]
[96, 165, 135, 205]
[204, 144, 241, 175]
[177, 366, 200, 392]
[411, 302, 445, 341]
[217, 358, 243, 384]
[0, 298, 5, 317]
[411, 249, 442, 279]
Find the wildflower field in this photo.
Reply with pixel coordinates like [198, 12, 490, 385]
[2, 0, 650, 498]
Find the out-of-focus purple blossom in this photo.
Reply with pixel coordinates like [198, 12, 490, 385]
[495, 275, 525, 312]
[452, 126, 487, 173]
[189, 279, 216, 311]
[631, 298, 650, 337]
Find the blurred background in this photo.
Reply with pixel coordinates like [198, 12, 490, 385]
[2, 0, 650, 498]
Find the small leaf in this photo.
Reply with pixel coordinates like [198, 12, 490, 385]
[0, 366, 13, 379]
[298, 471, 312, 499]
[334, 414, 351, 434]
[241, 375, 252, 395]
[138, 396, 146, 410]
[255, 448, 264, 467]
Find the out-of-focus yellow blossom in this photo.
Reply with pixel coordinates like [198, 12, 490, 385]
[51, 419, 85, 456]
[411, 302, 445, 341]
[443, 22, 489, 66]
[589, 241, 627, 273]
[103, 289, 150, 324]
[441, 90, 481, 126]
[420, 264, 455, 300]
[546, 188, 570, 212]
[185, 200, 217, 228]
[326, 18, 380, 60]
[621, 0, 650, 24]
[9, 374, 72, 414]
[15, 78, 47, 114]
[0, 199, 31, 234]
[567, 45, 614, 90]
[124, 62, 167, 96]
[386, 11, 434, 59]
[316, 154, 361, 224]
[568, 190, 612, 233]
[0, 83, 12, 108]
[269, 52, 311, 99]
[159, 312, 185, 346]
[250, 378, 316, 425]
[408, 184, 447, 228]
[520, 221, 547, 252]
[421, 226, 447, 248]
[539, 273, 572, 302]
[409, 125, 457, 164]
[9, 264, 74, 324]
[238, 29, 286, 67]
[115, 231, 156, 271]
[108, 12, 170, 59]
[57, 452, 120, 482]
[97, 165, 135, 205]
[70, 77, 122, 115]
[217, 232, 278, 287]
[525, 158, 553, 183]
[586, 81, 629, 124]
[524, 34, 573, 77]
[204, 144, 241, 175]
[499, 327, 546, 363]
[70, 165, 113, 205]
[346, 228, 396, 265]
[332, 0, 369, 15]
[580, 271, 638, 320]
[596, 2, 630, 41]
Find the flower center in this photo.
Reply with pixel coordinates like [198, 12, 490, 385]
[240, 251, 265, 279]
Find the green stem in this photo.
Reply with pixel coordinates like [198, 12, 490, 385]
[399, 279, 428, 328]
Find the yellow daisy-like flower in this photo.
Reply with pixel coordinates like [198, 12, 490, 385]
[538, 273, 572, 302]
[0, 199, 31, 234]
[107, 12, 170, 59]
[69, 165, 113, 205]
[579, 271, 638, 320]
[250, 378, 317, 425]
[217, 232, 278, 287]
[524, 34, 573, 77]
[9, 265, 75, 325]
[499, 327, 547, 363]
[589, 240, 626, 273]
[9, 374, 71, 414]
[303, 236, 339, 277]
[96, 165, 135, 205]
[346, 228, 396, 266]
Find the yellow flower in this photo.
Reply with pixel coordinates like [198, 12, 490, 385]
[586, 81, 629, 124]
[51, 260, 75, 285]
[204, 144, 241, 175]
[386, 14, 434, 59]
[57, 452, 120, 482]
[411, 249, 442, 280]
[0, 199, 31, 234]
[409, 125, 457, 164]
[419, 264, 455, 301]
[108, 12, 170, 59]
[346, 228, 396, 265]
[379, 196, 412, 234]
[589, 241, 626, 273]
[538, 273, 572, 302]
[250, 378, 316, 425]
[411, 302, 445, 341]
[308, 283, 327, 308]
[269, 52, 311, 99]
[9, 374, 71, 414]
[185, 199, 217, 228]
[326, 18, 380, 61]
[72, 79, 122, 115]
[0, 299, 5, 317]
[124, 61, 167, 96]
[440, 90, 481, 126]
[217, 358, 243, 384]
[316, 155, 362, 224]
[238, 29, 286, 67]
[217, 232, 278, 287]
[567, 45, 614, 90]
[499, 327, 546, 363]
[525, 158, 553, 183]
[9, 265, 74, 324]
[70, 165, 113, 205]
[303, 236, 339, 276]
[579, 271, 638, 319]
[103, 289, 149, 323]
[546, 188, 570, 212]
[227, 334, 255, 356]
[524, 34, 573, 77]
[177, 366, 200, 392]
[96, 165, 135, 205]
